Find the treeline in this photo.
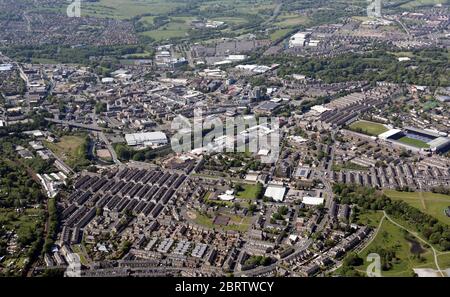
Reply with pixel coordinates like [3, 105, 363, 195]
[114, 144, 173, 162]
[431, 186, 450, 196]
[333, 183, 450, 251]
[0, 114, 49, 137]
[261, 48, 450, 86]
[0, 159, 45, 208]
[43, 197, 59, 253]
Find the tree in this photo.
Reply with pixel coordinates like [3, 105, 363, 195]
[343, 252, 363, 267]
[95, 102, 107, 114]
[132, 151, 145, 161]
[0, 239, 7, 255]
[248, 204, 257, 213]
[429, 232, 441, 244]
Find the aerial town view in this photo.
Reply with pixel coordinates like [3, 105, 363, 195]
[0, 0, 450, 287]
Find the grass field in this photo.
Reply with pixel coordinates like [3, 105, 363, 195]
[83, 0, 185, 19]
[193, 210, 252, 232]
[384, 190, 450, 225]
[400, 0, 445, 8]
[141, 17, 193, 41]
[274, 13, 310, 27]
[198, 0, 275, 15]
[235, 184, 259, 200]
[355, 217, 437, 276]
[349, 120, 388, 136]
[44, 135, 89, 168]
[82, 0, 274, 20]
[397, 136, 430, 148]
[332, 161, 369, 172]
[437, 253, 450, 269]
[357, 210, 384, 228]
[269, 28, 292, 41]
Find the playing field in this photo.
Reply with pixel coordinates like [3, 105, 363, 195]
[349, 120, 388, 136]
[397, 136, 430, 148]
[192, 210, 252, 232]
[384, 190, 450, 225]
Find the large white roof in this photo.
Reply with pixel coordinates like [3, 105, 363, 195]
[218, 194, 235, 201]
[264, 185, 286, 202]
[428, 137, 450, 149]
[378, 129, 402, 140]
[125, 131, 167, 146]
[302, 196, 324, 206]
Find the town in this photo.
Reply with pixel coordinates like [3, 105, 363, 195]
[0, 0, 449, 279]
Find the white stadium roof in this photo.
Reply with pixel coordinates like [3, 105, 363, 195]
[378, 129, 402, 140]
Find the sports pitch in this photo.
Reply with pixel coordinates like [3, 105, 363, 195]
[349, 120, 389, 136]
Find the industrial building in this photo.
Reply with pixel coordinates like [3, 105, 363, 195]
[125, 131, 168, 147]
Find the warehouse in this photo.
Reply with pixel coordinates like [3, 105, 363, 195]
[264, 184, 287, 202]
[125, 131, 168, 147]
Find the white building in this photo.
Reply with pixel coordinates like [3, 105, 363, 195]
[125, 131, 168, 147]
[302, 196, 324, 206]
[289, 32, 310, 48]
[264, 185, 287, 202]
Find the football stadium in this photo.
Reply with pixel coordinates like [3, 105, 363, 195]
[379, 127, 450, 153]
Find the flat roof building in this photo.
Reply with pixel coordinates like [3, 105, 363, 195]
[264, 185, 286, 202]
[125, 131, 168, 147]
[302, 196, 324, 206]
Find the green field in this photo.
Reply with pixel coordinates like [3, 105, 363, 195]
[397, 136, 430, 148]
[82, 0, 274, 20]
[354, 217, 438, 276]
[384, 190, 450, 225]
[348, 120, 388, 136]
[274, 13, 310, 27]
[400, 0, 446, 9]
[437, 253, 450, 269]
[332, 161, 369, 172]
[198, 0, 275, 15]
[193, 210, 252, 232]
[357, 210, 384, 228]
[269, 28, 292, 41]
[44, 135, 90, 168]
[141, 21, 191, 41]
[83, 0, 185, 19]
[235, 184, 259, 200]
